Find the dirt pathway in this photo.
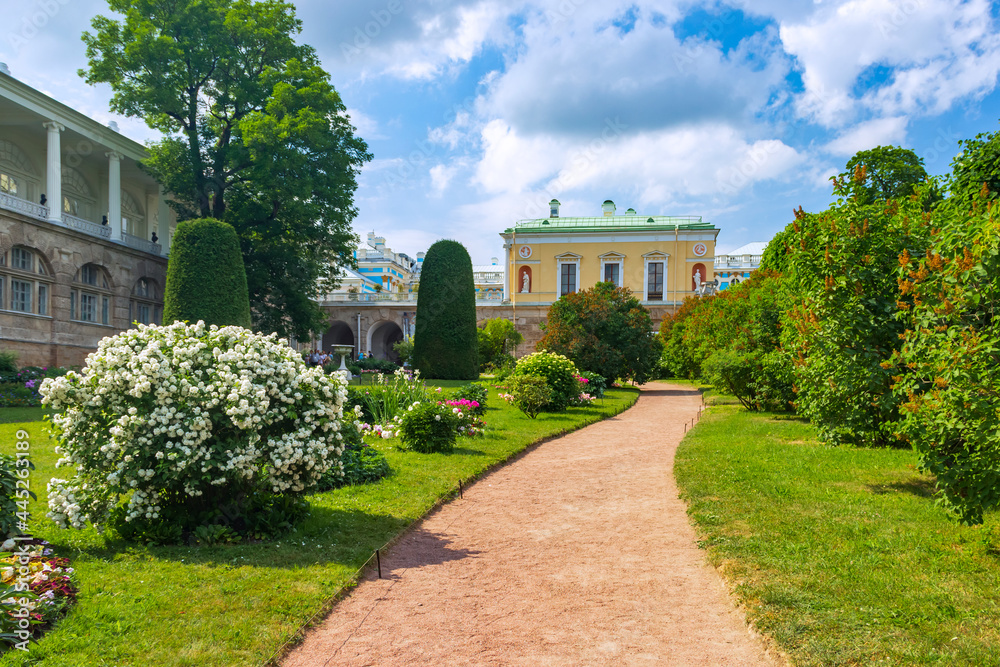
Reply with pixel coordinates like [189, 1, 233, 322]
[283, 384, 781, 666]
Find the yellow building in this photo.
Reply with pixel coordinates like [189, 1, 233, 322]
[500, 199, 718, 309]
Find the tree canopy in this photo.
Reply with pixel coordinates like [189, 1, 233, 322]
[81, 0, 371, 339]
[838, 145, 929, 205]
[538, 282, 661, 383]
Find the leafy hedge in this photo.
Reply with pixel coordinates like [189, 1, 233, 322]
[412, 240, 479, 380]
[163, 218, 252, 328]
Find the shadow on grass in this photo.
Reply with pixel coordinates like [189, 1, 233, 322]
[866, 478, 937, 498]
[44, 506, 412, 571]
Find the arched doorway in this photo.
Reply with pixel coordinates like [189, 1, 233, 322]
[322, 320, 355, 351]
[367, 321, 404, 361]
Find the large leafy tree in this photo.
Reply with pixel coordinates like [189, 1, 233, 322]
[81, 0, 371, 339]
[538, 282, 661, 383]
[839, 145, 929, 206]
[947, 127, 1000, 208]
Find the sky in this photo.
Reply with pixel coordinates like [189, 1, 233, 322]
[3, 0, 1000, 261]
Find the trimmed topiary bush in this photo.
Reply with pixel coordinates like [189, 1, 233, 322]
[163, 218, 252, 328]
[412, 240, 479, 379]
[512, 351, 580, 411]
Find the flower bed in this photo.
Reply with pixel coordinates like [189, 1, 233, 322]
[1, 538, 78, 650]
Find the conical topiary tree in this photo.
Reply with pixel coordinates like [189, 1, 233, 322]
[163, 218, 252, 328]
[412, 239, 478, 379]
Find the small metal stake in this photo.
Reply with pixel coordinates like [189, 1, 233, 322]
[459, 479, 463, 498]
[376, 549, 382, 579]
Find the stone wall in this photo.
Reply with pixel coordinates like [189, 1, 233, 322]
[0, 209, 167, 368]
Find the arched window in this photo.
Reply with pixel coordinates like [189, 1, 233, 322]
[61, 167, 96, 222]
[121, 190, 144, 237]
[129, 277, 161, 325]
[0, 245, 52, 316]
[71, 263, 112, 325]
[0, 140, 40, 203]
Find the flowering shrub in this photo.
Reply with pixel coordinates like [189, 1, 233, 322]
[1, 538, 78, 648]
[502, 375, 553, 419]
[577, 371, 607, 399]
[450, 383, 488, 415]
[40, 321, 348, 541]
[397, 401, 459, 453]
[353, 368, 429, 427]
[512, 352, 580, 411]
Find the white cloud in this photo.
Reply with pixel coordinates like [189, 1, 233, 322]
[824, 116, 909, 156]
[780, 0, 1000, 126]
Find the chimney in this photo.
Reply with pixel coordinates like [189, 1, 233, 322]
[490, 257, 499, 265]
[625, 208, 636, 216]
[549, 199, 560, 218]
[108, 121, 120, 132]
[602, 200, 615, 217]
[0, 63, 9, 76]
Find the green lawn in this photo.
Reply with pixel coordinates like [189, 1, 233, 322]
[675, 400, 1000, 666]
[0, 383, 638, 667]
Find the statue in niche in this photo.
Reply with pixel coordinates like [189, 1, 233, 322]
[693, 269, 702, 289]
[520, 271, 530, 293]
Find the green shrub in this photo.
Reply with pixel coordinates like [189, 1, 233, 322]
[0, 451, 34, 538]
[578, 371, 606, 398]
[412, 240, 479, 379]
[478, 318, 522, 372]
[512, 351, 579, 411]
[0, 351, 16, 374]
[163, 218, 252, 328]
[352, 368, 428, 426]
[397, 401, 459, 453]
[393, 338, 414, 365]
[332, 445, 391, 487]
[506, 375, 552, 419]
[451, 383, 488, 415]
[538, 281, 661, 383]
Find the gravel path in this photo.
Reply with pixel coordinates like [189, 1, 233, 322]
[283, 383, 781, 666]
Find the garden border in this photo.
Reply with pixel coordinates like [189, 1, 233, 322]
[260, 387, 640, 667]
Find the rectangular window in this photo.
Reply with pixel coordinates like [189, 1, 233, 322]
[560, 263, 577, 296]
[11, 279, 31, 312]
[11, 247, 31, 271]
[647, 262, 664, 301]
[80, 293, 96, 322]
[603, 262, 620, 286]
[37, 284, 48, 316]
[102, 296, 110, 325]
[138, 304, 150, 325]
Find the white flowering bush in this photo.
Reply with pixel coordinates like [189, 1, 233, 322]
[40, 321, 348, 541]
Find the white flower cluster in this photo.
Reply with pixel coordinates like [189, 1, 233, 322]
[40, 321, 347, 529]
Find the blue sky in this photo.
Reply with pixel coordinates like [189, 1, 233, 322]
[4, 0, 1000, 262]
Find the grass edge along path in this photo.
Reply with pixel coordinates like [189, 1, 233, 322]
[262, 386, 640, 666]
[0, 384, 638, 667]
[674, 398, 1000, 667]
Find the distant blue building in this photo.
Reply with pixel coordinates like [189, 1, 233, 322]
[713, 242, 767, 291]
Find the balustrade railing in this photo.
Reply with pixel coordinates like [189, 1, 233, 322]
[0, 191, 49, 220]
[62, 212, 112, 239]
[122, 231, 162, 255]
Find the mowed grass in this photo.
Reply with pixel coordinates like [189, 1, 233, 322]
[0, 383, 638, 667]
[675, 400, 1000, 666]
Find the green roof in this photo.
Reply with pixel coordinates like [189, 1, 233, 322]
[504, 215, 715, 234]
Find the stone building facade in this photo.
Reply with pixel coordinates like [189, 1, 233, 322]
[0, 65, 174, 368]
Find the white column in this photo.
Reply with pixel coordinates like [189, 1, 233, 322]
[107, 151, 122, 241]
[43, 121, 64, 222]
[502, 242, 510, 302]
